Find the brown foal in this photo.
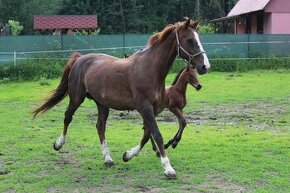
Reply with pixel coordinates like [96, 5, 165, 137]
[149, 66, 202, 155]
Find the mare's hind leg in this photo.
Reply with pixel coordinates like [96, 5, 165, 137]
[164, 107, 186, 149]
[53, 97, 84, 151]
[96, 104, 113, 167]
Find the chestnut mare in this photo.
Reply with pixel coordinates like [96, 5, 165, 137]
[33, 18, 210, 178]
[149, 66, 202, 156]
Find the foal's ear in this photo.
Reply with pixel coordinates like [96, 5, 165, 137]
[191, 20, 200, 29]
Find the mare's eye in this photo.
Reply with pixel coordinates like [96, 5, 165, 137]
[187, 39, 194, 45]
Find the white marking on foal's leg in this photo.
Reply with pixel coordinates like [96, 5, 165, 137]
[54, 133, 66, 150]
[101, 140, 113, 166]
[123, 144, 141, 161]
[161, 156, 176, 177]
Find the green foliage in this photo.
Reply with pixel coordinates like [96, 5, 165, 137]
[0, 59, 65, 82]
[210, 58, 290, 72]
[39, 77, 51, 86]
[0, 0, 236, 35]
[0, 0, 61, 34]
[198, 23, 215, 33]
[8, 20, 23, 35]
[74, 28, 100, 35]
[1, 56, 290, 83]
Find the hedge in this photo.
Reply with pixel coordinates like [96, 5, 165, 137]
[1, 56, 290, 83]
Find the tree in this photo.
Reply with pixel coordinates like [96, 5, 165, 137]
[8, 20, 24, 35]
[0, 0, 239, 34]
[0, 0, 61, 34]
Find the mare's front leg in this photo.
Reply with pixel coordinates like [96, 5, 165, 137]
[96, 104, 114, 167]
[123, 125, 150, 162]
[124, 103, 176, 178]
[164, 107, 186, 149]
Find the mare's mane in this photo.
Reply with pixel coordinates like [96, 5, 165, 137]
[146, 19, 197, 47]
[147, 23, 182, 46]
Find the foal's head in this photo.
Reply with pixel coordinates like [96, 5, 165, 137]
[175, 18, 210, 75]
[184, 66, 202, 91]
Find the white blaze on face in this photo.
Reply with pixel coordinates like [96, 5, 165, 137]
[193, 31, 211, 70]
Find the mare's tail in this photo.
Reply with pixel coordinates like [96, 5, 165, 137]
[33, 52, 81, 118]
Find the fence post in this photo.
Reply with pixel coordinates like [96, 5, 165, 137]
[14, 51, 16, 67]
[247, 33, 250, 59]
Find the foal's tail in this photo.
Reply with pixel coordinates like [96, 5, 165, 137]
[33, 52, 81, 118]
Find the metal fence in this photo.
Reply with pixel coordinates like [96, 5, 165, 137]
[1, 34, 290, 64]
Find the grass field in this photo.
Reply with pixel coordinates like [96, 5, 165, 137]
[0, 70, 289, 193]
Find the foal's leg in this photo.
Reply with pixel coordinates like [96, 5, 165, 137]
[124, 103, 176, 178]
[150, 135, 160, 157]
[96, 105, 113, 167]
[164, 107, 186, 149]
[136, 125, 160, 157]
[53, 97, 84, 151]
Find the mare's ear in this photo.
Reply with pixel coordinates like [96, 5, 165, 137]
[184, 18, 190, 29]
[186, 66, 190, 72]
[191, 19, 200, 29]
[182, 16, 189, 21]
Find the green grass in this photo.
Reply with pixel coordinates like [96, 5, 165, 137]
[0, 70, 289, 192]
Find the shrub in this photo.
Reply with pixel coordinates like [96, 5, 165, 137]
[0, 55, 289, 83]
[0, 59, 66, 81]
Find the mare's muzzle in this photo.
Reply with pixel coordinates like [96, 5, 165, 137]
[196, 64, 208, 75]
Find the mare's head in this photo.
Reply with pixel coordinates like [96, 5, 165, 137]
[175, 18, 210, 75]
[184, 66, 202, 91]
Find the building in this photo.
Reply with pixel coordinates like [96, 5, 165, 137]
[212, 0, 290, 34]
[34, 15, 98, 35]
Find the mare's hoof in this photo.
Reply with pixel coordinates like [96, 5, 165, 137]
[172, 142, 178, 149]
[122, 152, 130, 162]
[164, 172, 177, 179]
[53, 142, 62, 151]
[104, 161, 114, 167]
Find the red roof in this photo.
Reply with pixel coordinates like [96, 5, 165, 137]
[34, 15, 98, 30]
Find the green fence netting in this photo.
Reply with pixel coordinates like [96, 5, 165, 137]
[1, 34, 290, 62]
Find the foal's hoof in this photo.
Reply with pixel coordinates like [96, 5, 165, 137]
[164, 143, 170, 149]
[156, 151, 160, 158]
[104, 161, 114, 167]
[53, 142, 62, 151]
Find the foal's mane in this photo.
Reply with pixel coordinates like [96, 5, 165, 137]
[147, 23, 182, 46]
[172, 67, 186, 85]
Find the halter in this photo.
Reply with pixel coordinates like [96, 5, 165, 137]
[175, 29, 205, 66]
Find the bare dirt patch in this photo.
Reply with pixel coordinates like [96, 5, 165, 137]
[199, 173, 245, 193]
[87, 99, 290, 132]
